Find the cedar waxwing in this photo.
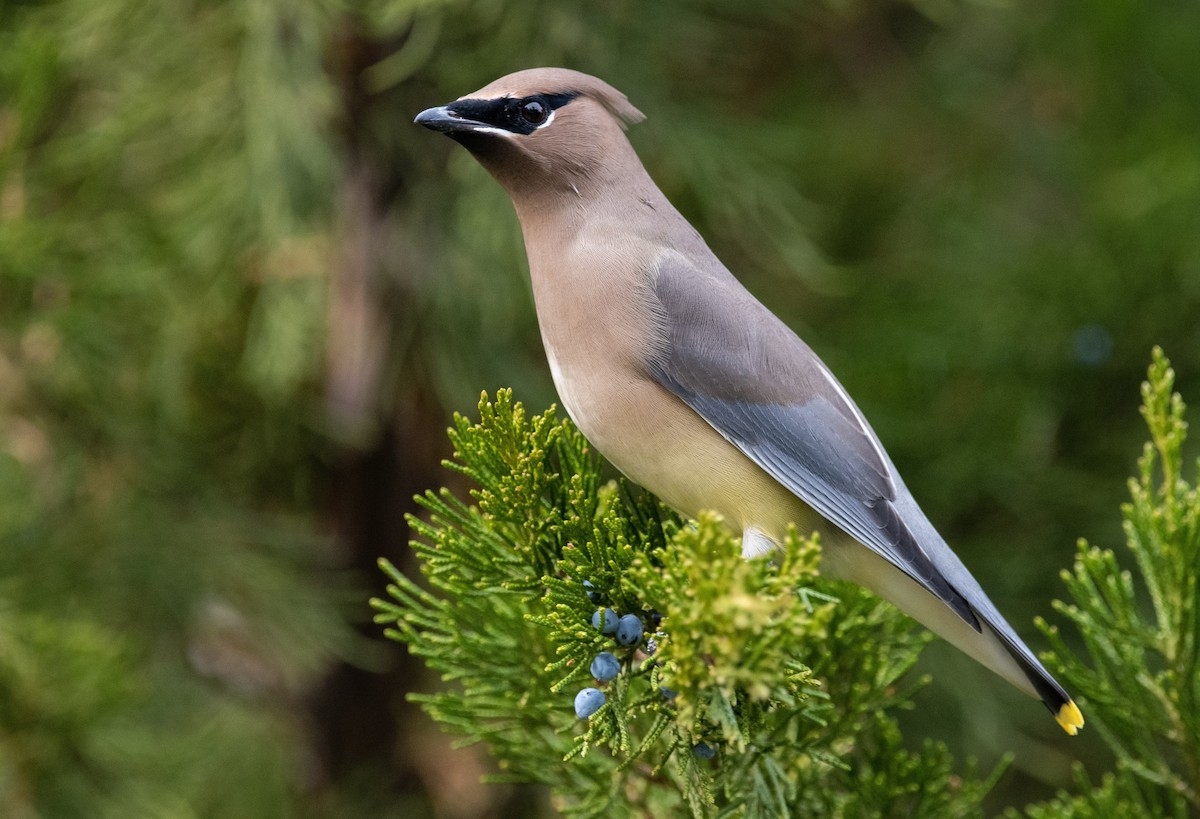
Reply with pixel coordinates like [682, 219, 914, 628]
[415, 67, 1084, 735]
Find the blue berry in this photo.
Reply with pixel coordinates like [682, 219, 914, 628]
[615, 614, 643, 646]
[591, 607, 618, 634]
[574, 687, 605, 718]
[583, 580, 602, 603]
[660, 687, 677, 700]
[694, 742, 715, 759]
[590, 651, 620, 682]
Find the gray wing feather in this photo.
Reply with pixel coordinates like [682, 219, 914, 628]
[647, 255, 980, 630]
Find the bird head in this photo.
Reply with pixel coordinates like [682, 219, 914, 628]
[415, 68, 645, 202]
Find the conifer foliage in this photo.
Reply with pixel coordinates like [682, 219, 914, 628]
[373, 391, 997, 817]
[377, 350, 1200, 816]
[1023, 349, 1200, 817]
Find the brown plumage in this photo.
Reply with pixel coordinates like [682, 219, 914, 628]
[415, 67, 1084, 735]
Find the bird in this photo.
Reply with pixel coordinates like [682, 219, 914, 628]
[414, 67, 1084, 735]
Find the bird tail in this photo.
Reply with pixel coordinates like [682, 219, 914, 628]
[984, 618, 1084, 735]
[831, 534, 1084, 735]
[876, 480, 1085, 735]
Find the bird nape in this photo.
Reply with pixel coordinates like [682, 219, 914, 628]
[415, 67, 1083, 737]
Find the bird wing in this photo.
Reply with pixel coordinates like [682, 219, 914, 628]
[646, 253, 980, 630]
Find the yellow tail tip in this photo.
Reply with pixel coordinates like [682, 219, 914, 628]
[1056, 700, 1084, 735]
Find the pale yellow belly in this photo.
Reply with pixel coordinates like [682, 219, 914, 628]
[548, 356, 820, 547]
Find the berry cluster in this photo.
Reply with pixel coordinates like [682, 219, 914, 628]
[572, 581, 650, 719]
[572, 581, 719, 760]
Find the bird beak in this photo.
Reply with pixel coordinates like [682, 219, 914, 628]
[414, 103, 487, 135]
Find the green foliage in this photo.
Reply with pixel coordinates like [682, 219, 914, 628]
[0, 609, 133, 818]
[374, 390, 998, 817]
[380, 356, 1200, 815]
[1, 1, 353, 814]
[621, 514, 830, 742]
[1021, 767, 1189, 819]
[1020, 349, 1199, 817]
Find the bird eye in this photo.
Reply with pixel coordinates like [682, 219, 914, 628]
[519, 98, 548, 125]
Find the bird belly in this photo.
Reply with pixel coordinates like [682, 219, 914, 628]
[546, 353, 820, 545]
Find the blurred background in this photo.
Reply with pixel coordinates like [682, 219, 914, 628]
[1, 0, 1197, 815]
